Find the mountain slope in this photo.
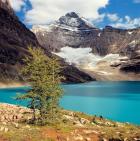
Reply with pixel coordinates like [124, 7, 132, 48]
[0, 0, 40, 82]
[32, 12, 107, 55]
[0, 1, 94, 84]
[0, 0, 39, 64]
[32, 12, 140, 78]
[32, 13, 140, 56]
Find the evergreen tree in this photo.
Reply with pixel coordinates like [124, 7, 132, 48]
[17, 47, 64, 125]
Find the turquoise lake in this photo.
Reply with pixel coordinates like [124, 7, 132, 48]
[0, 81, 140, 125]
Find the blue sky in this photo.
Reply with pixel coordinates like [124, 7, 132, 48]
[11, 0, 140, 29]
[98, 0, 140, 27]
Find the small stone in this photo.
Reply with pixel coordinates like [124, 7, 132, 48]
[66, 137, 70, 141]
[74, 135, 84, 141]
[13, 123, 19, 128]
[0, 126, 4, 131]
[25, 125, 30, 129]
[103, 138, 108, 141]
[4, 127, 9, 132]
[124, 138, 128, 141]
[86, 137, 91, 141]
[83, 130, 99, 135]
[79, 118, 90, 124]
[2, 122, 7, 125]
[74, 122, 84, 127]
[134, 138, 140, 141]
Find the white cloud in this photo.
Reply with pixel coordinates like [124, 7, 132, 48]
[133, 0, 140, 3]
[25, 0, 109, 25]
[111, 16, 140, 29]
[92, 14, 106, 24]
[106, 13, 119, 22]
[9, 0, 26, 11]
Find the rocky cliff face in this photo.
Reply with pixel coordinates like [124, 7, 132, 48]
[120, 40, 140, 72]
[0, 2, 94, 83]
[0, 0, 40, 81]
[32, 12, 140, 74]
[0, 0, 39, 65]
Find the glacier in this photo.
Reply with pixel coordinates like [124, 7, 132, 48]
[53, 46, 121, 69]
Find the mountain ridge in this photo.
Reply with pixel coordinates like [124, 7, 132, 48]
[32, 13, 140, 56]
[32, 12, 140, 78]
[0, 2, 95, 84]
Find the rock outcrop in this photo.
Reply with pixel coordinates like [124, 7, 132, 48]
[120, 40, 140, 72]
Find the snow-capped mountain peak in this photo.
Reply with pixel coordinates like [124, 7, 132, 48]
[32, 12, 97, 37]
[58, 12, 94, 29]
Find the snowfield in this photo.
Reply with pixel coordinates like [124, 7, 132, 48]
[53, 46, 121, 69]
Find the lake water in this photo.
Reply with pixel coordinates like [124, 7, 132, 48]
[0, 81, 140, 125]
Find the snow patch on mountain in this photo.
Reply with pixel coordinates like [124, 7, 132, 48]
[129, 40, 140, 48]
[32, 25, 54, 33]
[32, 12, 96, 34]
[128, 31, 133, 35]
[53, 46, 120, 69]
[98, 33, 101, 37]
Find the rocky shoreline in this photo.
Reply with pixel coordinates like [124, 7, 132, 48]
[0, 103, 32, 123]
[0, 103, 140, 141]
